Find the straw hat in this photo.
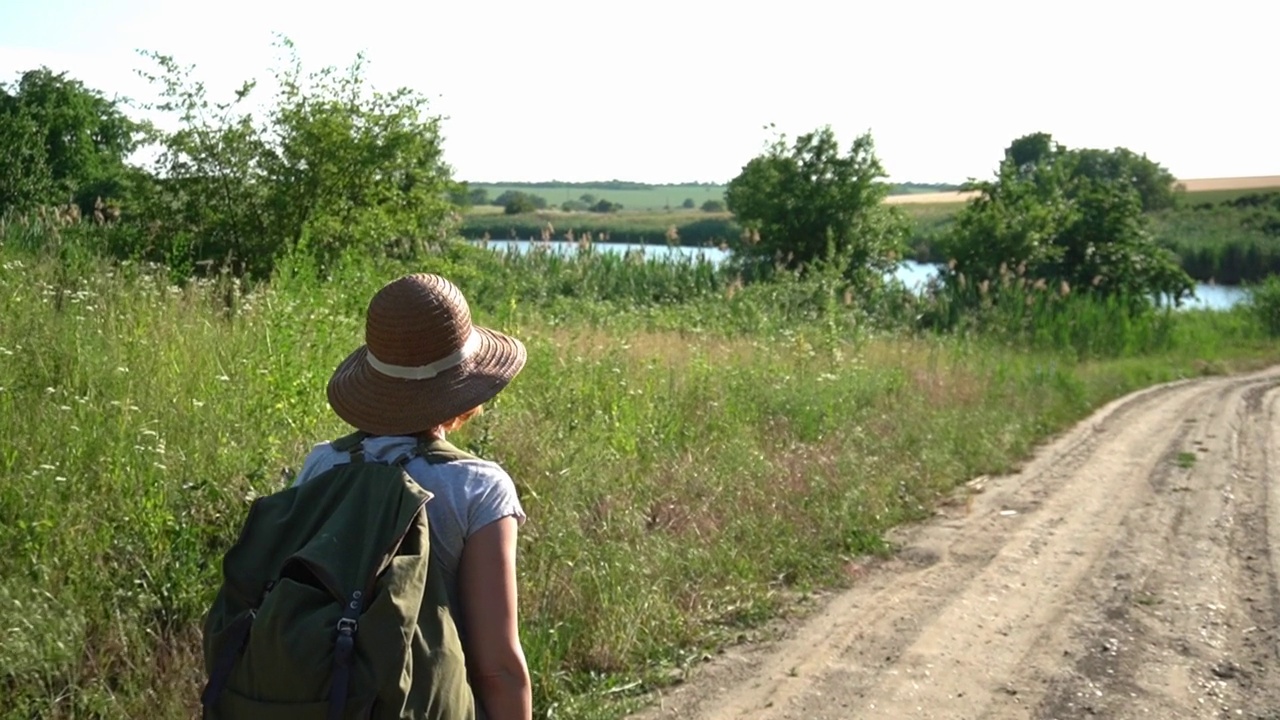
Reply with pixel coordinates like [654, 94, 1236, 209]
[326, 273, 526, 436]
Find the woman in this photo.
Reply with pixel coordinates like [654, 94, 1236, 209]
[291, 273, 533, 720]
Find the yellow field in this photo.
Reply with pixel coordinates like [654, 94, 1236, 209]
[1177, 176, 1280, 192]
[884, 191, 980, 205]
[882, 176, 1280, 206]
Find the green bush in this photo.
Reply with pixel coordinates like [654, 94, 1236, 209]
[130, 36, 457, 278]
[1246, 275, 1280, 336]
[725, 126, 907, 290]
[939, 134, 1193, 313]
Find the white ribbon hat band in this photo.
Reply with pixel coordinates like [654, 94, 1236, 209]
[365, 331, 481, 380]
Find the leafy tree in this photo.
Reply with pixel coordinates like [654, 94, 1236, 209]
[135, 35, 457, 276]
[700, 199, 725, 212]
[681, 197, 696, 209]
[940, 135, 1193, 308]
[1073, 146, 1180, 211]
[1006, 131, 1056, 170]
[135, 53, 270, 274]
[1003, 132, 1178, 211]
[467, 187, 490, 206]
[0, 68, 145, 215]
[725, 125, 908, 287]
[449, 182, 480, 208]
[261, 39, 457, 268]
[589, 198, 621, 213]
[579, 193, 596, 205]
[0, 103, 50, 213]
[494, 190, 545, 214]
[560, 199, 588, 212]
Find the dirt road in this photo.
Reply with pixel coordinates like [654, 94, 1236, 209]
[632, 366, 1280, 719]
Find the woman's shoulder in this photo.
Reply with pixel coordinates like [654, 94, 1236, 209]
[425, 453, 514, 486]
[290, 440, 346, 486]
[416, 439, 511, 479]
[437, 457, 526, 529]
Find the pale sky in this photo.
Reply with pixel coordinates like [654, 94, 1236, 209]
[0, 0, 1275, 184]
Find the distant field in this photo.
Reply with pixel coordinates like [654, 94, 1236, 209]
[465, 178, 1277, 212]
[471, 184, 726, 211]
[885, 191, 980, 205]
[884, 177, 1280, 206]
[465, 181, 961, 211]
[1179, 176, 1280, 192]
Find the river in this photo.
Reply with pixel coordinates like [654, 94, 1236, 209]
[472, 240, 1249, 312]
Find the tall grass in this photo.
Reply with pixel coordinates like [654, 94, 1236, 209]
[459, 211, 739, 250]
[1148, 193, 1280, 284]
[0, 229, 1276, 719]
[913, 267, 1205, 360]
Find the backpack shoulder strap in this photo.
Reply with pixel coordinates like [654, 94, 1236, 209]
[331, 431, 370, 464]
[416, 437, 479, 465]
[329, 432, 477, 467]
[331, 431, 370, 453]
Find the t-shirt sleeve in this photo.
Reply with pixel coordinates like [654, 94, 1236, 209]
[291, 443, 339, 487]
[466, 463, 527, 536]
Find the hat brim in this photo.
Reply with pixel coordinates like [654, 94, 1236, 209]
[326, 325, 526, 436]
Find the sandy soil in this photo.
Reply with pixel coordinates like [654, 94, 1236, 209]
[630, 366, 1280, 719]
[884, 176, 1280, 205]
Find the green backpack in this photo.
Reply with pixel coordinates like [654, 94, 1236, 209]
[200, 433, 477, 720]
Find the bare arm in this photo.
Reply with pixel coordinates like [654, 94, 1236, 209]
[458, 516, 533, 720]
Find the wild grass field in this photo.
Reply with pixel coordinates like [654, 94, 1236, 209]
[3, 219, 1279, 719]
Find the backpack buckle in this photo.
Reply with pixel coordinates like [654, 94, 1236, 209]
[336, 617, 358, 636]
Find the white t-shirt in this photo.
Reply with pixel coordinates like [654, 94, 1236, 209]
[290, 434, 527, 593]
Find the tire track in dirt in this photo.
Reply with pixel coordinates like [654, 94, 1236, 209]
[1028, 373, 1280, 719]
[631, 366, 1280, 720]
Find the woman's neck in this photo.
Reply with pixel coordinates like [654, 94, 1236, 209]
[411, 427, 445, 443]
